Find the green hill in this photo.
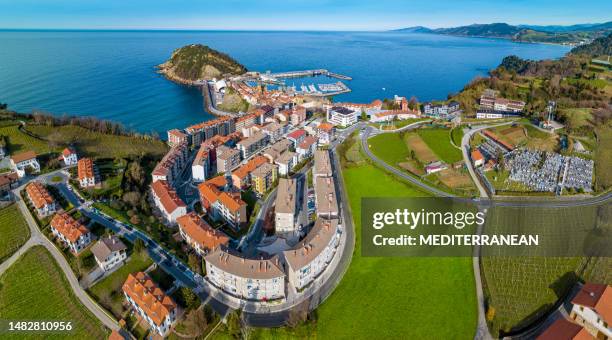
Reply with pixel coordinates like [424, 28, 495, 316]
[158, 44, 247, 84]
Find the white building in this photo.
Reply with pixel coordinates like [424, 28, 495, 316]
[275, 151, 297, 176]
[77, 158, 98, 188]
[192, 143, 213, 182]
[90, 235, 127, 272]
[296, 136, 317, 161]
[152, 143, 189, 185]
[123, 272, 177, 336]
[151, 180, 187, 225]
[177, 212, 229, 256]
[282, 218, 341, 290]
[313, 150, 333, 179]
[327, 106, 358, 127]
[275, 178, 303, 242]
[570, 283, 612, 339]
[205, 248, 286, 301]
[314, 176, 339, 219]
[50, 212, 92, 254]
[10, 150, 40, 177]
[25, 182, 56, 217]
[61, 147, 78, 166]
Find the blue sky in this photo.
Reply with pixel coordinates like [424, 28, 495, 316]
[1, 0, 610, 30]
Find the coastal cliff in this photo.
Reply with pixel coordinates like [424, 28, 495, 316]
[157, 44, 247, 85]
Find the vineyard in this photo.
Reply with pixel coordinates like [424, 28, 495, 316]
[0, 204, 30, 262]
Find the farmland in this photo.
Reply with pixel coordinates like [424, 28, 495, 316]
[0, 246, 107, 339]
[0, 123, 52, 154]
[416, 128, 463, 163]
[0, 204, 30, 262]
[314, 133, 477, 339]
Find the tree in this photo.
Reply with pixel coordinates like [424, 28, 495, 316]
[408, 96, 418, 110]
[188, 253, 202, 275]
[122, 191, 141, 208]
[180, 287, 199, 310]
[225, 309, 242, 339]
[133, 238, 145, 253]
[360, 109, 367, 121]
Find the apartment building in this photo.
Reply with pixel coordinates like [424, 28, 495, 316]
[192, 143, 213, 182]
[314, 176, 339, 219]
[287, 129, 307, 148]
[289, 106, 307, 126]
[10, 150, 40, 177]
[423, 101, 460, 117]
[151, 142, 189, 184]
[263, 139, 292, 163]
[50, 212, 92, 254]
[231, 156, 268, 189]
[282, 218, 341, 290]
[198, 176, 247, 230]
[275, 178, 302, 241]
[237, 132, 270, 159]
[77, 158, 98, 188]
[177, 212, 229, 256]
[91, 235, 128, 272]
[167, 129, 189, 147]
[25, 182, 56, 217]
[61, 147, 78, 166]
[216, 145, 241, 173]
[275, 151, 297, 176]
[313, 150, 333, 178]
[151, 180, 187, 225]
[123, 272, 177, 336]
[185, 116, 236, 146]
[205, 248, 286, 301]
[327, 106, 357, 127]
[296, 136, 317, 161]
[316, 122, 335, 145]
[261, 122, 284, 143]
[251, 162, 278, 196]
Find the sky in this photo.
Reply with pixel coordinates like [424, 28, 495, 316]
[0, 0, 611, 31]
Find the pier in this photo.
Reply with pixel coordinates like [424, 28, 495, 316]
[267, 69, 352, 81]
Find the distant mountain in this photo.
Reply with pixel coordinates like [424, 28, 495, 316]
[393, 26, 433, 33]
[392, 21, 612, 45]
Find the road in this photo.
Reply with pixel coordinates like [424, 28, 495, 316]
[5, 176, 120, 332]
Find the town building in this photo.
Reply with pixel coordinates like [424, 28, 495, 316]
[289, 106, 307, 126]
[198, 176, 247, 230]
[296, 136, 317, 161]
[177, 212, 229, 256]
[122, 272, 177, 336]
[237, 132, 269, 159]
[369, 110, 419, 123]
[25, 182, 56, 217]
[476, 109, 522, 120]
[231, 155, 268, 189]
[61, 147, 78, 166]
[0, 172, 19, 196]
[152, 142, 189, 185]
[537, 318, 590, 340]
[316, 122, 335, 145]
[314, 176, 339, 219]
[205, 248, 286, 301]
[287, 129, 307, 148]
[471, 149, 485, 167]
[10, 150, 40, 177]
[151, 180, 187, 225]
[423, 101, 460, 118]
[192, 143, 214, 182]
[332, 99, 383, 116]
[569, 283, 612, 339]
[251, 162, 278, 196]
[167, 129, 189, 147]
[216, 145, 241, 173]
[263, 139, 292, 163]
[77, 158, 98, 188]
[479, 90, 525, 113]
[282, 218, 341, 291]
[275, 151, 297, 176]
[313, 150, 333, 179]
[327, 106, 358, 127]
[50, 212, 92, 254]
[185, 116, 236, 146]
[275, 178, 303, 241]
[425, 161, 448, 174]
[261, 122, 284, 143]
[91, 235, 128, 272]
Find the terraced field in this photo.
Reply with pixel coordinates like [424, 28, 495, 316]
[0, 204, 30, 262]
[0, 124, 52, 154]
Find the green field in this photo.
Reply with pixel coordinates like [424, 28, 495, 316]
[313, 138, 477, 339]
[595, 124, 612, 191]
[367, 133, 410, 166]
[0, 204, 30, 262]
[88, 251, 153, 318]
[0, 124, 52, 154]
[0, 246, 107, 339]
[451, 126, 465, 147]
[25, 124, 168, 159]
[369, 118, 428, 130]
[417, 128, 463, 163]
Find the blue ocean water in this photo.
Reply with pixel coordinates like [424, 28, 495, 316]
[0, 30, 569, 134]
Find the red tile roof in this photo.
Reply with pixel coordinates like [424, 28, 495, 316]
[26, 182, 54, 209]
[232, 155, 268, 180]
[536, 319, 584, 340]
[471, 149, 484, 162]
[77, 158, 95, 181]
[151, 180, 186, 214]
[50, 212, 89, 243]
[287, 129, 306, 140]
[122, 272, 176, 327]
[572, 283, 612, 325]
[177, 212, 229, 252]
[11, 150, 37, 164]
[317, 122, 334, 132]
[62, 147, 76, 157]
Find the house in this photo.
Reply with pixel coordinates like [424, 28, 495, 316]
[569, 283, 612, 339]
[10, 150, 39, 177]
[327, 106, 357, 127]
[91, 235, 128, 272]
[61, 147, 78, 166]
[282, 218, 341, 290]
[0, 172, 19, 196]
[198, 176, 247, 230]
[316, 122, 335, 145]
[123, 272, 177, 336]
[25, 182, 56, 217]
[275, 178, 303, 242]
[236, 132, 269, 159]
[537, 318, 590, 340]
[314, 176, 339, 219]
[177, 212, 229, 256]
[296, 136, 317, 161]
[216, 145, 241, 173]
[313, 150, 333, 178]
[251, 162, 278, 196]
[471, 149, 485, 167]
[151, 180, 187, 225]
[425, 161, 448, 174]
[275, 151, 297, 176]
[287, 129, 307, 148]
[205, 248, 285, 301]
[77, 158, 98, 188]
[50, 212, 92, 254]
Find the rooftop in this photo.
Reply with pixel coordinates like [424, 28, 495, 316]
[50, 212, 90, 243]
[151, 180, 186, 214]
[91, 235, 127, 262]
[11, 150, 37, 164]
[177, 212, 229, 252]
[283, 218, 338, 270]
[205, 247, 284, 280]
[122, 272, 177, 327]
[275, 178, 297, 215]
[25, 182, 54, 209]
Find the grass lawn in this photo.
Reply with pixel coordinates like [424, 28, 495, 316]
[25, 124, 168, 159]
[367, 133, 410, 166]
[314, 154, 477, 338]
[417, 128, 463, 163]
[451, 126, 465, 147]
[88, 251, 153, 318]
[0, 246, 107, 339]
[595, 124, 612, 191]
[369, 118, 428, 130]
[0, 204, 30, 262]
[0, 124, 52, 154]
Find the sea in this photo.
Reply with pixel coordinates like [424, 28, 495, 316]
[0, 30, 570, 135]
